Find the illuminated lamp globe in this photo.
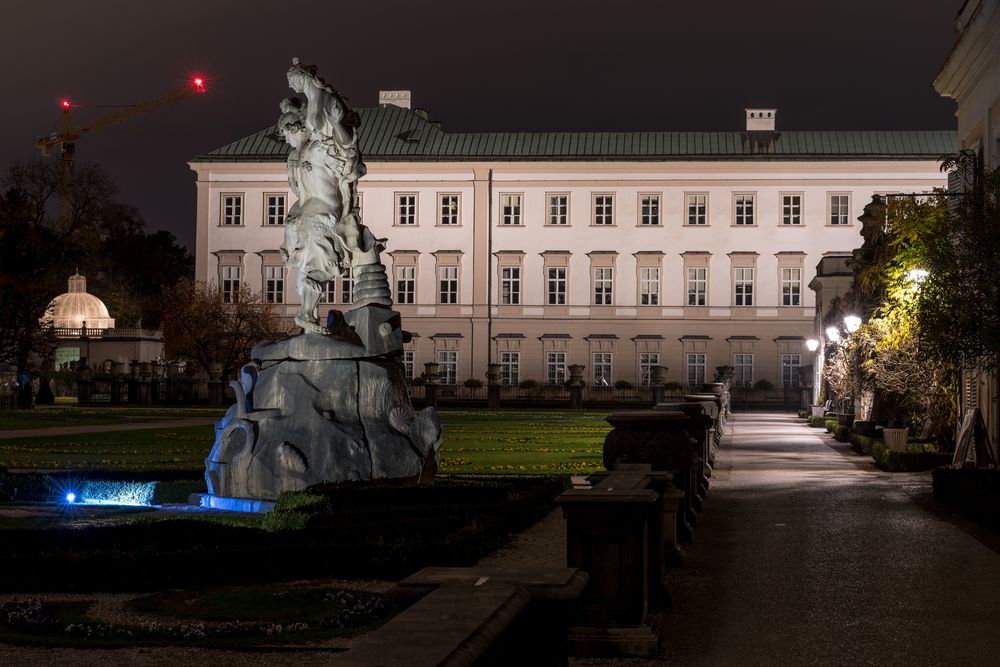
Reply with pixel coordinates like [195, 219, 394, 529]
[42, 273, 116, 330]
[844, 315, 862, 333]
[826, 327, 841, 343]
[806, 339, 819, 352]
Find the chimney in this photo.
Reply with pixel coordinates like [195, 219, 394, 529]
[745, 108, 776, 131]
[379, 90, 412, 109]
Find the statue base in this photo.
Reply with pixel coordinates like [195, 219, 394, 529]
[205, 306, 441, 501]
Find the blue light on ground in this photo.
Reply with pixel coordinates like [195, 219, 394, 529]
[57, 480, 156, 507]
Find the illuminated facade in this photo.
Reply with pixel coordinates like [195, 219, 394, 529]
[191, 102, 952, 387]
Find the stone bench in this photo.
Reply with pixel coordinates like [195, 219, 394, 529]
[336, 566, 587, 666]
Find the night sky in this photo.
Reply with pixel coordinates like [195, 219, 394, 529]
[1, 0, 961, 251]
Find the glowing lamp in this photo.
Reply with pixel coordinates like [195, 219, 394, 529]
[806, 338, 819, 352]
[61, 100, 71, 110]
[844, 315, 862, 333]
[192, 77, 206, 93]
[65, 492, 76, 503]
[826, 327, 841, 343]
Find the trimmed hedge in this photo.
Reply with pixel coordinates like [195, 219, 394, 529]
[872, 442, 951, 472]
[850, 433, 878, 456]
[824, 418, 838, 432]
[832, 424, 851, 442]
[0, 475, 569, 592]
[808, 415, 827, 428]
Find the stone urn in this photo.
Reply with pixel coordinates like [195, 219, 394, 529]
[567, 364, 586, 387]
[650, 365, 668, 386]
[423, 361, 440, 384]
[486, 363, 501, 386]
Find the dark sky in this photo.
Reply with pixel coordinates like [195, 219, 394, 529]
[0, 0, 961, 250]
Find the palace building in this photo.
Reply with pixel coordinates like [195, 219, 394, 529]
[190, 100, 954, 388]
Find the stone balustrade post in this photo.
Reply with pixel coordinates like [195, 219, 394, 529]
[423, 362, 440, 409]
[567, 364, 585, 409]
[486, 363, 501, 409]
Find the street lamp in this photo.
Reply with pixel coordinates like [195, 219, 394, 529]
[844, 315, 862, 333]
[806, 338, 819, 352]
[826, 327, 841, 343]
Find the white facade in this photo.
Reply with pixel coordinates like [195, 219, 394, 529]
[191, 110, 950, 388]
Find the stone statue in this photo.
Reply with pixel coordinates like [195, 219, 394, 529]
[203, 60, 441, 502]
[279, 58, 389, 333]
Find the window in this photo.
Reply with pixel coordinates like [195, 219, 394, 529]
[686, 353, 706, 386]
[781, 353, 801, 389]
[439, 194, 460, 225]
[640, 194, 660, 226]
[733, 267, 754, 306]
[830, 194, 850, 225]
[782, 194, 802, 225]
[733, 353, 753, 388]
[548, 194, 568, 225]
[639, 353, 660, 387]
[437, 350, 457, 385]
[686, 194, 707, 225]
[221, 266, 240, 302]
[395, 266, 415, 304]
[640, 267, 660, 305]
[397, 194, 417, 225]
[547, 267, 567, 305]
[439, 266, 458, 304]
[264, 194, 286, 226]
[501, 266, 521, 305]
[592, 352, 613, 386]
[340, 268, 354, 305]
[593, 267, 613, 305]
[501, 194, 522, 226]
[402, 351, 414, 381]
[264, 266, 284, 304]
[687, 267, 707, 306]
[593, 194, 614, 225]
[546, 352, 567, 385]
[734, 194, 755, 225]
[222, 194, 243, 226]
[321, 280, 336, 304]
[781, 267, 801, 306]
[500, 351, 520, 386]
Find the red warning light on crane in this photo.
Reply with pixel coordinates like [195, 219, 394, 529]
[192, 77, 206, 93]
[61, 99, 71, 110]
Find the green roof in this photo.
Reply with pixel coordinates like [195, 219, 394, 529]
[193, 105, 957, 163]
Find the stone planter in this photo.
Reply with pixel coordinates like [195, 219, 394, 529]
[883, 427, 909, 452]
[810, 405, 825, 418]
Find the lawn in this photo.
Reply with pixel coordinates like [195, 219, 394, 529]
[0, 410, 610, 474]
[0, 407, 225, 431]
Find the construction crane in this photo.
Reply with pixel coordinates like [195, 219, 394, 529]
[34, 75, 206, 223]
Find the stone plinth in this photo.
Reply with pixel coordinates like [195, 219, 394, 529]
[206, 308, 442, 501]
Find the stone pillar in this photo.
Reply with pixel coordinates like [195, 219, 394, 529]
[486, 363, 501, 409]
[650, 365, 668, 406]
[137, 362, 152, 405]
[424, 362, 440, 409]
[567, 364, 585, 409]
[111, 362, 128, 405]
[208, 362, 224, 407]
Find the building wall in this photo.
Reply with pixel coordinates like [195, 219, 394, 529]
[191, 158, 946, 387]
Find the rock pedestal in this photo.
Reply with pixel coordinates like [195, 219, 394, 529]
[205, 306, 442, 501]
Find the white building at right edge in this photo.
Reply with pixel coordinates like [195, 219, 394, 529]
[190, 103, 954, 390]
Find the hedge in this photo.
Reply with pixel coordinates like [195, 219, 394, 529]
[808, 415, 827, 428]
[872, 442, 951, 472]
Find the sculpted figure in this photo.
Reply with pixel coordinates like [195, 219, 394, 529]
[279, 58, 387, 333]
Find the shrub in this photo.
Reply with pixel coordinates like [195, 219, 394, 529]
[872, 442, 951, 472]
[753, 379, 774, 391]
[824, 417, 838, 432]
[519, 379, 539, 389]
[849, 432, 878, 455]
[462, 378, 484, 389]
[808, 415, 826, 428]
[832, 424, 851, 442]
[614, 380, 634, 390]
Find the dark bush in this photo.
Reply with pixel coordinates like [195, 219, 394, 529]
[808, 415, 826, 428]
[462, 378, 484, 389]
[850, 432, 878, 455]
[872, 442, 951, 472]
[753, 379, 774, 391]
[824, 417, 838, 432]
[832, 424, 851, 442]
